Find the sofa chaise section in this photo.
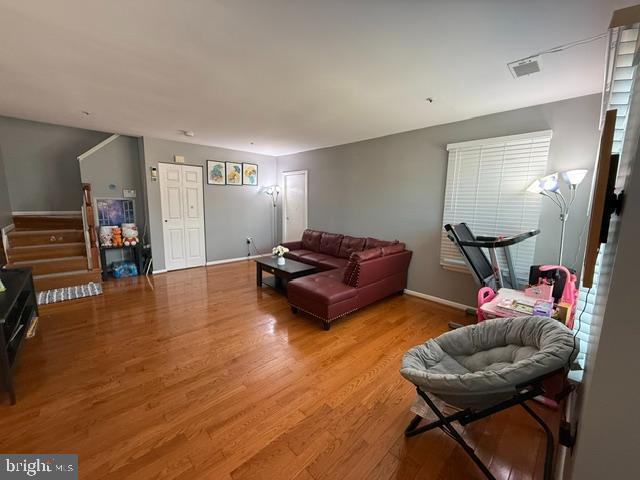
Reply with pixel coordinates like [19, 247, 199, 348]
[281, 230, 412, 329]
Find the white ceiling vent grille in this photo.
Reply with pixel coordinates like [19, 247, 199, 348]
[508, 56, 543, 78]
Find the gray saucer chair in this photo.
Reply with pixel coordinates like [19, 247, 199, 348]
[400, 316, 578, 480]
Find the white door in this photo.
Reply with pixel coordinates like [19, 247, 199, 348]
[159, 163, 206, 271]
[181, 165, 206, 267]
[282, 170, 308, 242]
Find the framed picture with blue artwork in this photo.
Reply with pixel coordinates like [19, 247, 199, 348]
[207, 160, 226, 185]
[96, 198, 136, 226]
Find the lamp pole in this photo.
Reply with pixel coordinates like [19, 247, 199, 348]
[265, 186, 280, 248]
[272, 197, 277, 247]
[541, 185, 576, 265]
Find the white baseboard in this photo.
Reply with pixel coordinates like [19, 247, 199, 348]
[11, 211, 81, 216]
[403, 289, 473, 311]
[152, 254, 267, 274]
[206, 253, 269, 266]
[154, 254, 271, 273]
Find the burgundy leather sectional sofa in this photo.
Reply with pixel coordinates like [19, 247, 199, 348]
[281, 229, 412, 330]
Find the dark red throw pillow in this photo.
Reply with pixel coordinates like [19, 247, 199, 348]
[301, 229, 322, 252]
[364, 237, 399, 250]
[350, 247, 383, 263]
[338, 235, 366, 258]
[319, 232, 344, 256]
[381, 243, 405, 256]
[343, 260, 358, 286]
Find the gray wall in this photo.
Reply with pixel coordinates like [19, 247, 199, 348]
[0, 116, 110, 211]
[0, 146, 12, 228]
[79, 135, 146, 235]
[141, 137, 277, 271]
[277, 94, 601, 306]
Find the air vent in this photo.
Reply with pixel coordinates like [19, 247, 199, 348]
[508, 56, 543, 78]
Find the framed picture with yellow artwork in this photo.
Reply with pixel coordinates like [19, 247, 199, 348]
[242, 163, 258, 186]
[226, 162, 242, 186]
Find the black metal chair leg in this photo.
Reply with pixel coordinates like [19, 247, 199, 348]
[439, 425, 495, 480]
[404, 414, 423, 435]
[405, 409, 471, 438]
[416, 389, 496, 480]
[521, 402, 554, 480]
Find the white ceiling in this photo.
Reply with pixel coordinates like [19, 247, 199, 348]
[0, 0, 634, 156]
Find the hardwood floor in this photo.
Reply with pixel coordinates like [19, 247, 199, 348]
[0, 261, 558, 479]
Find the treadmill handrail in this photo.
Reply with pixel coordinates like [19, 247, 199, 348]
[455, 229, 540, 248]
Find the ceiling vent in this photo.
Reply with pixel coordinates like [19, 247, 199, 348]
[508, 56, 543, 78]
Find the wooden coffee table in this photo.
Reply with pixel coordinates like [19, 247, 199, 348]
[256, 256, 317, 293]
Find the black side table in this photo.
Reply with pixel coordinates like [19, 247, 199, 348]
[99, 244, 144, 280]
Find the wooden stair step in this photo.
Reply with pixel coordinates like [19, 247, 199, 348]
[7, 229, 85, 247]
[13, 214, 83, 231]
[33, 270, 102, 292]
[9, 256, 89, 275]
[7, 242, 87, 262]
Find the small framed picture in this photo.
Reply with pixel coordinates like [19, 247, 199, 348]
[226, 162, 242, 185]
[242, 163, 258, 186]
[207, 160, 226, 185]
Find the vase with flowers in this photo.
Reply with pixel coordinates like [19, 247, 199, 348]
[272, 245, 289, 265]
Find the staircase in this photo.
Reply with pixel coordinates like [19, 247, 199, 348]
[5, 209, 102, 292]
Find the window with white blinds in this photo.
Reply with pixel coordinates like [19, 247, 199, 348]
[573, 24, 640, 378]
[441, 131, 551, 286]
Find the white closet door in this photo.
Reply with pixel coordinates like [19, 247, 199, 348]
[159, 163, 187, 271]
[282, 170, 308, 242]
[182, 165, 206, 267]
[159, 163, 206, 271]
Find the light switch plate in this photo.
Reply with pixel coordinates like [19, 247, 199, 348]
[123, 189, 137, 198]
[174, 155, 185, 164]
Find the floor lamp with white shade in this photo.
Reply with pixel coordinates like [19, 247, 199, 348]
[526, 169, 589, 265]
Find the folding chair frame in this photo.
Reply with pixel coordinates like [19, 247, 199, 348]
[404, 378, 555, 480]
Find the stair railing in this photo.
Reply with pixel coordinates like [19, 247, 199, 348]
[81, 183, 100, 271]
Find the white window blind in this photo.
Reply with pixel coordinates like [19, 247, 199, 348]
[441, 131, 551, 286]
[574, 24, 640, 377]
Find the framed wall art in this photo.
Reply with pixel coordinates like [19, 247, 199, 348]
[207, 160, 226, 185]
[226, 162, 242, 185]
[242, 163, 258, 186]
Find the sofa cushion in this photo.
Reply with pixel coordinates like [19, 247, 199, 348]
[319, 232, 344, 256]
[322, 267, 347, 281]
[365, 237, 399, 250]
[381, 243, 406, 256]
[301, 229, 323, 252]
[315, 256, 348, 270]
[338, 235, 366, 258]
[300, 252, 347, 270]
[284, 249, 315, 262]
[350, 247, 383, 263]
[281, 240, 302, 251]
[288, 272, 357, 305]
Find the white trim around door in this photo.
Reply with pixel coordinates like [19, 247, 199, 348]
[282, 170, 308, 243]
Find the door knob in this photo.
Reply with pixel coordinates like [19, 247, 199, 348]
[164, 220, 168, 223]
